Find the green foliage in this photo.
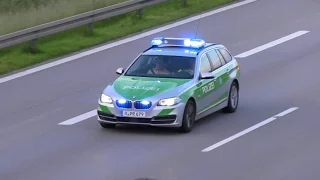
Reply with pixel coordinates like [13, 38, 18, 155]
[0, 0, 55, 13]
[0, 0, 128, 35]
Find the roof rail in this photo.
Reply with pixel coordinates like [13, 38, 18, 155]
[142, 46, 156, 52]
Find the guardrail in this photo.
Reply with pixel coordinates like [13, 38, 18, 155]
[0, 0, 188, 51]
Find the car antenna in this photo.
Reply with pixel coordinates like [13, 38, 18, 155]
[194, 13, 202, 39]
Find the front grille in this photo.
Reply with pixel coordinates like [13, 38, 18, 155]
[98, 111, 176, 125]
[152, 115, 176, 124]
[115, 99, 152, 109]
[153, 115, 176, 120]
[151, 120, 175, 124]
[97, 111, 116, 121]
[115, 100, 132, 108]
[134, 101, 152, 109]
[116, 117, 152, 124]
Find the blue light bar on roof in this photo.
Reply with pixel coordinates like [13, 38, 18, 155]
[184, 39, 205, 48]
[151, 37, 164, 46]
[151, 37, 206, 48]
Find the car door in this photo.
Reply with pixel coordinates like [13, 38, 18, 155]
[216, 47, 235, 96]
[206, 49, 229, 105]
[194, 51, 215, 114]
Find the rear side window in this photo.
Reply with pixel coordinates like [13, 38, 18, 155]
[216, 50, 226, 65]
[207, 50, 222, 71]
[218, 48, 232, 63]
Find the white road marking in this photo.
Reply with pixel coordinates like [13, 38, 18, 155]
[274, 107, 299, 117]
[58, 110, 96, 125]
[0, 0, 257, 84]
[201, 107, 299, 152]
[202, 117, 277, 152]
[234, 30, 309, 58]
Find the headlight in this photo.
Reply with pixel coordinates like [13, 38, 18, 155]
[158, 97, 181, 106]
[100, 94, 113, 103]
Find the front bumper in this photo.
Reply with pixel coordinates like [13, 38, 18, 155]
[97, 101, 185, 127]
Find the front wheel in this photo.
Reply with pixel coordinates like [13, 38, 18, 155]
[179, 100, 196, 133]
[222, 81, 239, 113]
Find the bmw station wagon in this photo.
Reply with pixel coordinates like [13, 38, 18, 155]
[97, 37, 240, 133]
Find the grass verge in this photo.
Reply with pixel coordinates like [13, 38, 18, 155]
[0, 0, 235, 76]
[0, 0, 128, 35]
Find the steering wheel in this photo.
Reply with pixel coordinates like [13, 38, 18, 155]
[175, 71, 192, 77]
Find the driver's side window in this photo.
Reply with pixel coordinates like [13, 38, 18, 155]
[200, 54, 212, 73]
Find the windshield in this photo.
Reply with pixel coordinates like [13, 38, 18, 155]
[124, 55, 196, 79]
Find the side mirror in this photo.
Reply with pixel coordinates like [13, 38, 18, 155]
[200, 72, 215, 79]
[116, 67, 124, 75]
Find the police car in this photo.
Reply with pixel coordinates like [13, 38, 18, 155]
[97, 37, 240, 133]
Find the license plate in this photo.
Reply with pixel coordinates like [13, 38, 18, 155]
[122, 111, 146, 117]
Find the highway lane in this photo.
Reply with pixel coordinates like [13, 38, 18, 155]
[1, 30, 318, 180]
[2, 0, 319, 127]
[1, 0, 320, 179]
[0, 0, 317, 143]
[0, 0, 304, 149]
[0, 0, 264, 146]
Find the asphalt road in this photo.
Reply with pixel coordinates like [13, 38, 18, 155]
[1, 0, 320, 179]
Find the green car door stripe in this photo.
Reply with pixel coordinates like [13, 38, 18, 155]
[113, 76, 191, 100]
[99, 104, 111, 114]
[157, 108, 175, 116]
[179, 72, 230, 102]
[197, 91, 228, 115]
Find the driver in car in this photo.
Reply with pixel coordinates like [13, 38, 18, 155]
[147, 58, 171, 75]
[177, 59, 195, 75]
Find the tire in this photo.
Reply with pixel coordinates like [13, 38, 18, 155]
[222, 81, 239, 113]
[179, 100, 196, 133]
[99, 122, 116, 129]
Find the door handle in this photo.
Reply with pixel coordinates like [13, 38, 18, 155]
[226, 69, 230, 74]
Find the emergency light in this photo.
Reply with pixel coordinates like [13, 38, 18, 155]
[151, 37, 206, 48]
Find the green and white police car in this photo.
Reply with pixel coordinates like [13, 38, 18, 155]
[97, 37, 240, 133]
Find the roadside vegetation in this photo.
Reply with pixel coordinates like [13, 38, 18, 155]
[0, 0, 128, 35]
[0, 0, 235, 76]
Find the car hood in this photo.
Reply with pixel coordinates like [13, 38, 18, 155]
[112, 76, 191, 100]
